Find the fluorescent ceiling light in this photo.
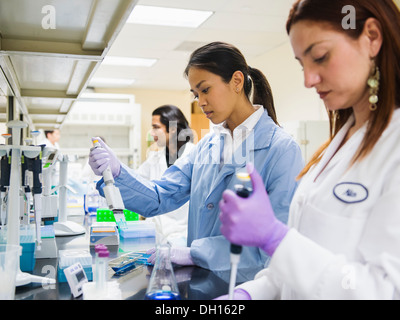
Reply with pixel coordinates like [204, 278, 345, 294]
[102, 56, 157, 67]
[89, 78, 135, 87]
[127, 5, 213, 28]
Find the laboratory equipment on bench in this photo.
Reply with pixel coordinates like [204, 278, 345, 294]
[145, 244, 181, 300]
[41, 149, 60, 222]
[89, 222, 119, 246]
[63, 262, 88, 298]
[228, 171, 253, 300]
[0, 120, 55, 286]
[0, 137, 11, 227]
[82, 245, 122, 300]
[53, 154, 85, 236]
[91, 138, 126, 226]
[23, 143, 45, 251]
[57, 249, 93, 282]
[108, 251, 151, 276]
[0, 244, 22, 300]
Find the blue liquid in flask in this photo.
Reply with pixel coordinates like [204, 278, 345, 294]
[145, 291, 181, 300]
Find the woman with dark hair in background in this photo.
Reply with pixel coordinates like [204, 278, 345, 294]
[89, 41, 303, 271]
[137, 105, 195, 247]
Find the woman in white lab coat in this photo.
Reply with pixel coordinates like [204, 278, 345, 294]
[136, 105, 195, 246]
[218, 0, 400, 299]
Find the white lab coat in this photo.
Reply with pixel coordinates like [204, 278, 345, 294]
[136, 142, 195, 246]
[239, 109, 400, 299]
[41, 138, 60, 150]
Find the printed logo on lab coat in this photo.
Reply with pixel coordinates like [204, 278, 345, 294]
[333, 182, 368, 204]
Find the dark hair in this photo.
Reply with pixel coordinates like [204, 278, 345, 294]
[287, 0, 400, 178]
[44, 129, 58, 137]
[184, 41, 278, 125]
[152, 104, 193, 155]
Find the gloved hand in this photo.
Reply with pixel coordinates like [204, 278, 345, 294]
[146, 247, 195, 266]
[219, 163, 289, 256]
[89, 137, 121, 178]
[214, 289, 252, 300]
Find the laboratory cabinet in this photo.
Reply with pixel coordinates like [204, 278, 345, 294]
[0, 0, 138, 133]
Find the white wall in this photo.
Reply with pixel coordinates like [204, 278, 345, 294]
[250, 40, 328, 123]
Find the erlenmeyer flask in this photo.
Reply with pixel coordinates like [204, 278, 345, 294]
[144, 244, 181, 300]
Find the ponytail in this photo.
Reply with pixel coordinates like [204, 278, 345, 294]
[248, 67, 278, 125]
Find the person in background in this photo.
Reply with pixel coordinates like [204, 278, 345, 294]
[137, 105, 195, 247]
[42, 129, 60, 149]
[218, 0, 400, 299]
[89, 41, 303, 271]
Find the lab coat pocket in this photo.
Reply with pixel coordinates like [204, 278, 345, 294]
[298, 203, 368, 259]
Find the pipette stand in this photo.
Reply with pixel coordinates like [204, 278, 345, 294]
[53, 154, 85, 236]
[41, 148, 59, 221]
[1, 120, 55, 286]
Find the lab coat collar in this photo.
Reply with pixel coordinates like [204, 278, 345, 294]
[206, 109, 277, 193]
[209, 108, 276, 151]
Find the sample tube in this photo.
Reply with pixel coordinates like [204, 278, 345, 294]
[94, 244, 107, 284]
[95, 247, 109, 294]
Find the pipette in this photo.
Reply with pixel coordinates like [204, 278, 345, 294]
[228, 171, 252, 300]
[91, 138, 126, 227]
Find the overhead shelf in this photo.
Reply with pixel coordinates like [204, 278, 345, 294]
[0, 0, 137, 129]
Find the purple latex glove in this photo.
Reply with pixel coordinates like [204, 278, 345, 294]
[219, 163, 289, 256]
[214, 289, 252, 300]
[146, 247, 195, 266]
[89, 137, 121, 178]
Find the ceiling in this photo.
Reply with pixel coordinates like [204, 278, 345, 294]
[1, 0, 400, 130]
[0, 0, 137, 129]
[90, 0, 295, 91]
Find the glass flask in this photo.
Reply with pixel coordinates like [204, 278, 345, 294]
[144, 244, 181, 300]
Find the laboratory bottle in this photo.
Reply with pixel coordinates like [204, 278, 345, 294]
[84, 182, 100, 214]
[144, 244, 181, 300]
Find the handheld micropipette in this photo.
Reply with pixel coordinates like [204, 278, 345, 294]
[228, 172, 252, 300]
[91, 138, 126, 227]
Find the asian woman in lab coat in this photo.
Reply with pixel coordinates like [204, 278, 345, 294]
[89, 41, 304, 272]
[136, 105, 195, 247]
[218, 0, 400, 299]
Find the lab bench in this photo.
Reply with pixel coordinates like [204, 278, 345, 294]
[13, 215, 260, 300]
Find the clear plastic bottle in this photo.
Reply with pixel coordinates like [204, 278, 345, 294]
[84, 181, 100, 214]
[144, 244, 181, 300]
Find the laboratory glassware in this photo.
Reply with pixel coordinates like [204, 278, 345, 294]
[145, 244, 181, 300]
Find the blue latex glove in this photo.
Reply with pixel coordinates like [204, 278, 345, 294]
[219, 163, 289, 256]
[89, 137, 121, 178]
[214, 289, 252, 300]
[146, 247, 195, 266]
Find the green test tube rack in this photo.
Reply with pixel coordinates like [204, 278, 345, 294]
[96, 209, 139, 222]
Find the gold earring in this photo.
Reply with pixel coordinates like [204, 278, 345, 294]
[367, 62, 380, 111]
